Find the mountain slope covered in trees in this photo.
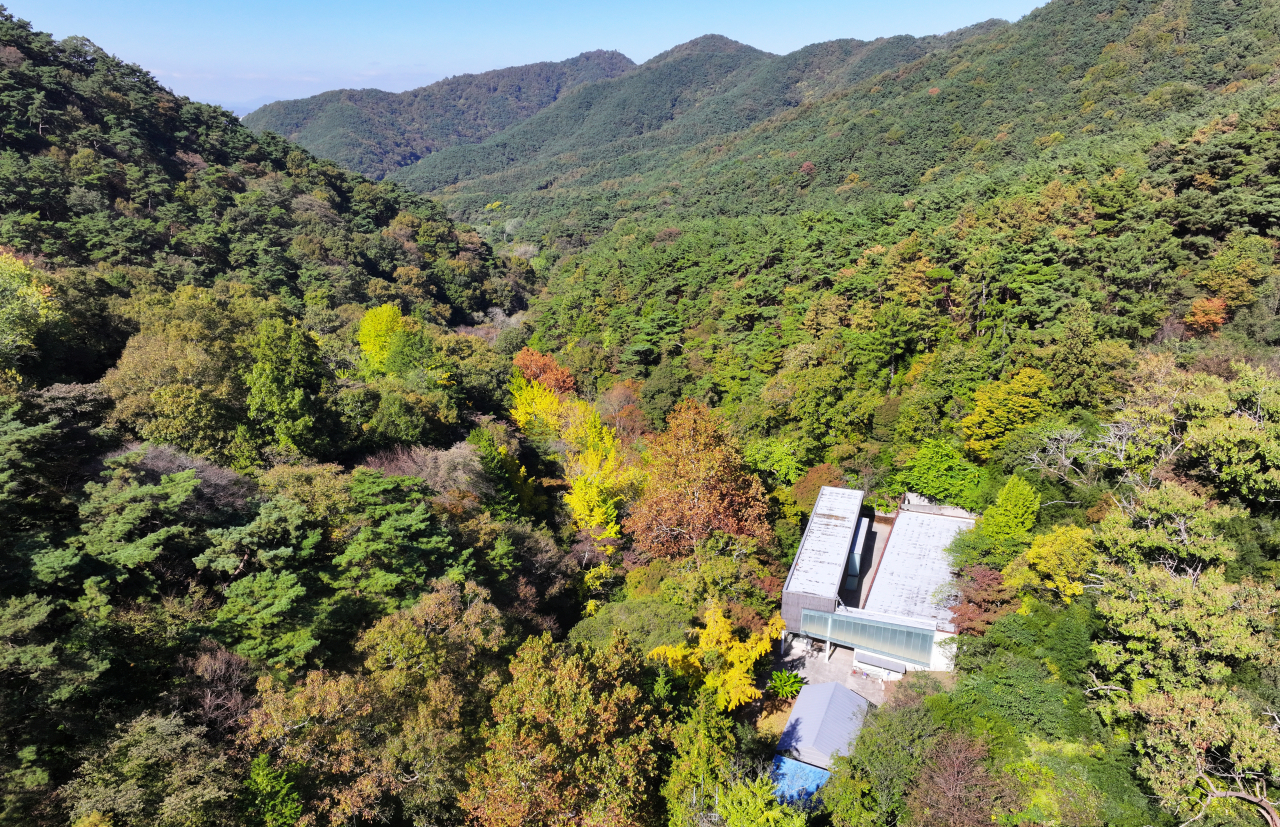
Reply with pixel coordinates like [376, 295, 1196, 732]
[240, 50, 635, 179]
[384, 25, 1003, 200]
[3, 3, 1280, 827]
[387, 0, 1280, 245]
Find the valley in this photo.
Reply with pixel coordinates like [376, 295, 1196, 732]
[2, 2, 1280, 825]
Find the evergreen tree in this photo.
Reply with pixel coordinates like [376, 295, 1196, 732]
[662, 690, 736, 827]
[244, 318, 331, 461]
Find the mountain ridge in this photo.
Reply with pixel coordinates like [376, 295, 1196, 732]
[243, 25, 1007, 189]
[241, 49, 636, 178]
[383, 20, 1007, 206]
[383, 0, 1280, 248]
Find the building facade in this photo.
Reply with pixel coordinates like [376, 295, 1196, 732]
[780, 487, 975, 673]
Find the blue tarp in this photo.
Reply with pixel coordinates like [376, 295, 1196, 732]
[771, 754, 831, 806]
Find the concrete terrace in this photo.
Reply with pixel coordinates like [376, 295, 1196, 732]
[776, 636, 887, 706]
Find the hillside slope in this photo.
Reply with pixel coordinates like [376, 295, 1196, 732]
[241, 49, 635, 178]
[387, 35, 776, 190]
[387, 26, 1001, 197]
[0, 13, 528, 384]
[393, 0, 1280, 246]
[4, 7, 1280, 827]
[504, 0, 1280, 515]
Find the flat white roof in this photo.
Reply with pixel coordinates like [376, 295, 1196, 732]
[783, 486, 865, 599]
[833, 604, 935, 631]
[863, 509, 974, 631]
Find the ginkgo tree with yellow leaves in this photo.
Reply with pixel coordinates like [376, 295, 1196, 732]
[509, 370, 644, 548]
[357, 303, 406, 375]
[649, 603, 786, 711]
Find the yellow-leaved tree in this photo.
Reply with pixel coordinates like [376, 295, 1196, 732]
[509, 374, 642, 548]
[649, 604, 785, 711]
[1199, 229, 1273, 310]
[1002, 525, 1096, 604]
[0, 252, 60, 374]
[562, 399, 643, 540]
[961, 368, 1052, 460]
[358, 303, 404, 374]
[509, 372, 563, 434]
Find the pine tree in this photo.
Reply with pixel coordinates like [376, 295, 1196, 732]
[244, 755, 302, 827]
[244, 318, 331, 460]
[662, 690, 736, 827]
[0, 399, 56, 530]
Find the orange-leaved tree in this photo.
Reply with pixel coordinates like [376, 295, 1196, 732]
[1183, 296, 1228, 336]
[512, 347, 576, 395]
[623, 400, 771, 557]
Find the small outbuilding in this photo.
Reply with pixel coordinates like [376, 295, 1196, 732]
[776, 682, 870, 771]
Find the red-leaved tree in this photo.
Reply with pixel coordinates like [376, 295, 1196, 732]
[623, 400, 772, 557]
[948, 565, 1017, 636]
[597, 380, 650, 443]
[791, 463, 845, 514]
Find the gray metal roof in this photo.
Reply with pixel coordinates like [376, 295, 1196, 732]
[862, 509, 974, 631]
[783, 487, 865, 599]
[850, 516, 871, 578]
[855, 650, 907, 673]
[778, 682, 869, 770]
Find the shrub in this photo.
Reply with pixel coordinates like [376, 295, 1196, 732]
[768, 670, 806, 699]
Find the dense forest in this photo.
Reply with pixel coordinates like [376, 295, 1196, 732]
[382, 26, 1002, 211]
[3, 0, 1280, 826]
[241, 51, 636, 179]
[381, 0, 1280, 247]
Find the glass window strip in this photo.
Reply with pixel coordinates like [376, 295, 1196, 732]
[799, 609, 933, 668]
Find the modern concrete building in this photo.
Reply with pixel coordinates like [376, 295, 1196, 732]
[779, 487, 873, 628]
[780, 487, 975, 673]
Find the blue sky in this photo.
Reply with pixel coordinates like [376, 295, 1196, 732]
[8, 0, 1043, 114]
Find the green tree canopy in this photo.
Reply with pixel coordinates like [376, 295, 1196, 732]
[462, 633, 670, 827]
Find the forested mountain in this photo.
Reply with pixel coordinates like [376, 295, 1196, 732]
[0, 16, 555, 820]
[380, 0, 1280, 245]
[384, 25, 1003, 199]
[4, 2, 1280, 827]
[240, 50, 635, 179]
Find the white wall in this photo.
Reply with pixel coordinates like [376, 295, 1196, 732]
[928, 631, 956, 672]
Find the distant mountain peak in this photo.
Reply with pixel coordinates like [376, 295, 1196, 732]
[574, 48, 635, 64]
[241, 51, 635, 178]
[643, 34, 771, 67]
